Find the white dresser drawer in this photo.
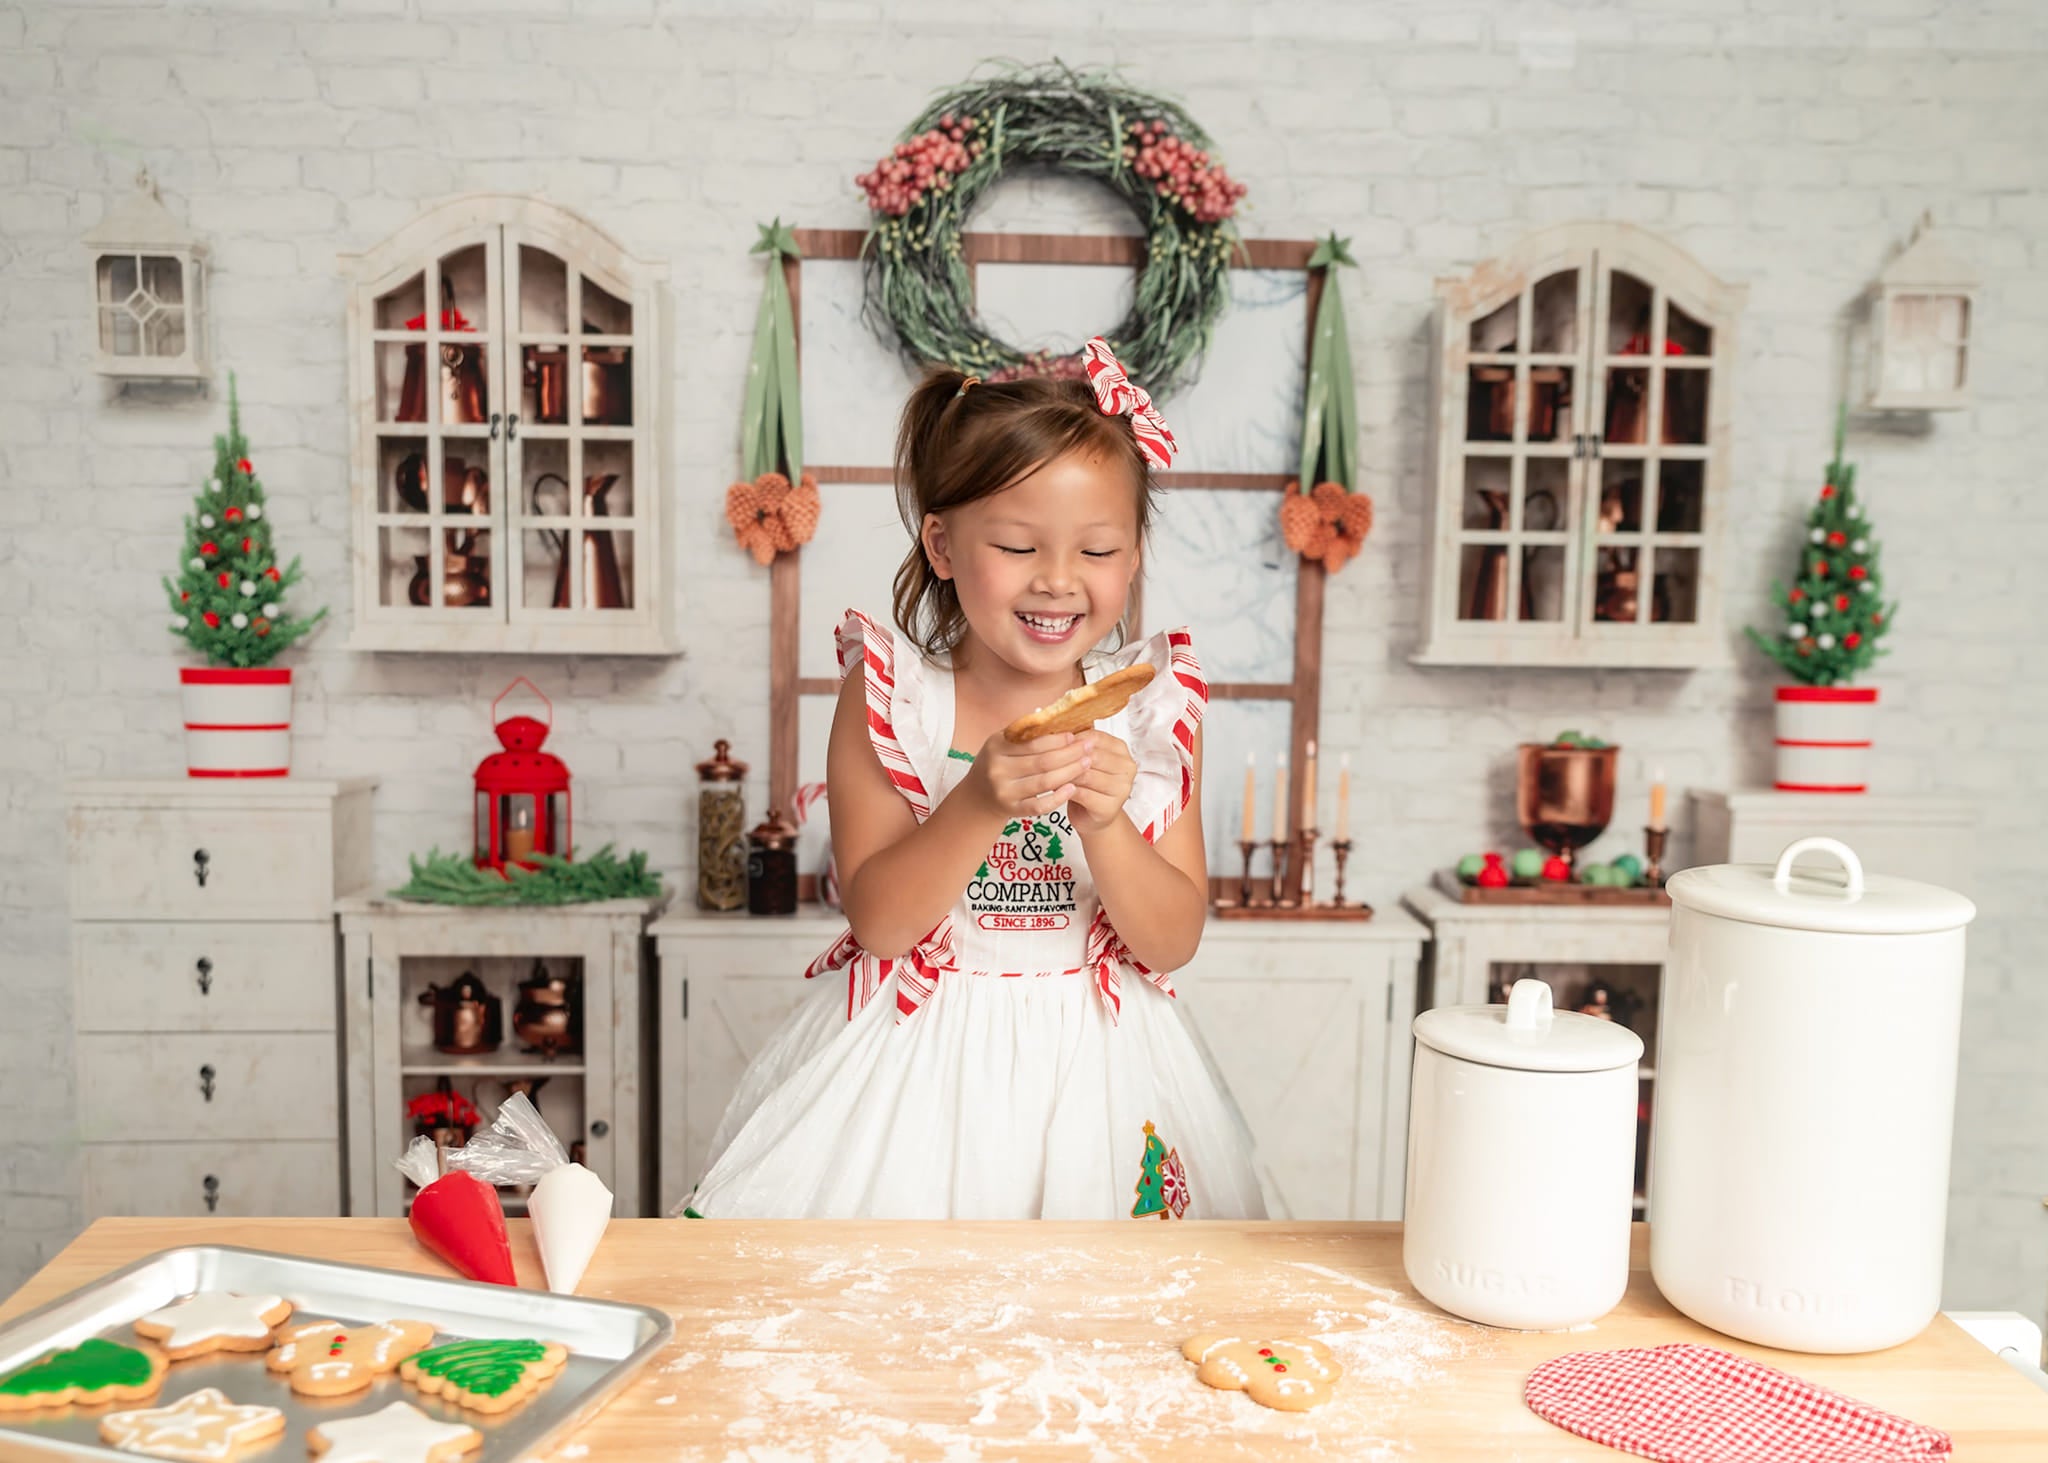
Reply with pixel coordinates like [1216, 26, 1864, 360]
[74, 923, 336, 1033]
[68, 806, 340, 921]
[77, 1033, 338, 1142]
[82, 1141, 342, 1218]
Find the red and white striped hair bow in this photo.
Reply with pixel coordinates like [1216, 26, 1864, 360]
[1082, 337, 1178, 470]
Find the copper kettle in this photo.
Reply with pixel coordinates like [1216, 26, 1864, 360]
[418, 970, 502, 1055]
[408, 532, 492, 608]
[513, 959, 581, 1058]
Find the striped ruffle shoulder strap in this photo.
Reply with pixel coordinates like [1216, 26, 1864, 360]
[835, 609, 932, 821]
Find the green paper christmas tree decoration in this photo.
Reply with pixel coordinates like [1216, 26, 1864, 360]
[1746, 406, 1897, 686]
[1132, 1121, 1169, 1219]
[162, 374, 325, 669]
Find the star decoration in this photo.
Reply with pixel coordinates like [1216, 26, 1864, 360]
[100, 1387, 283, 1463]
[750, 217, 802, 261]
[309, 1400, 479, 1463]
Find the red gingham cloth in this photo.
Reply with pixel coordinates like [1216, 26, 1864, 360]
[1525, 1344, 1953, 1463]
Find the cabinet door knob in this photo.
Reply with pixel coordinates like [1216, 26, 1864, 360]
[590, 1119, 610, 1138]
[199, 1064, 216, 1102]
[192, 849, 211, 887]
[489, 411, 503, 441]
[203, 1174, 220, 1213]
[506, 412, 520, 441]
[196, 956, 213, 995]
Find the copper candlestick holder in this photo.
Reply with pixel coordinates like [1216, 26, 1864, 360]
[1643, 825, 1668, 886]
[1331, 838, 1355, 907]
[1236, 839, 1260, 908]
[1297, 827, 1320, 907]
[1268, 837, 1294, 907]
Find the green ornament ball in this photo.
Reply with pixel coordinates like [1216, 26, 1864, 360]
[1511, 848, 1546, 880]
[1554, 729, 1584, 747]
[1456, 853, 1486, 882]
[1578, 862, 1615, 886]
[1613, 853, 1644, 884]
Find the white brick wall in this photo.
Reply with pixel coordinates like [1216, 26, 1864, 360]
[4, 0, 2046, 1318]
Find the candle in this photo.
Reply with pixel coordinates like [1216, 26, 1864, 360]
[1649, 767, 1668, 830]
[1302, 740, 1318, 832]
[1271, 752, 1288, 844]
[1337, 754, 1351, 841]
[1240, 752, 1256, 845]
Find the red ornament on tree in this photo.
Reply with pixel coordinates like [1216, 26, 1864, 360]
[236, 457, 253, 474]
[1845, 633, 1862, 648]
[1827, 531, 1847, 546]
[200, 541, 219, 558]
[1821, 484, 1836, 498]
[179, 591, 190, 603]
[202, 611, 220, 628]
[241, 537, 253, 554]
[1849, 565, 1868, 580]
[473, 678, 572, 872]
[216, 572, 232, 589]
[265, 567, 281, 582]
[1788, 588, 1805, 603]
[1813, 559, 1830, 576]
[1835, 594, 1850, 611]
[224, 506, 243, 524]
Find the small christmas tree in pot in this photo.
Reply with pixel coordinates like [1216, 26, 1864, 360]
[1745, 408, 1896, 793]
[164, 375, 325, 776]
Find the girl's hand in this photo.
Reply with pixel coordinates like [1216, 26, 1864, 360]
[966, 730, 1091, 820]
[1066, 730, 1138, 837]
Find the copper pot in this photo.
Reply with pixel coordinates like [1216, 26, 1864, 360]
[1514, 743, 1620, 874]
[583, 347, 631, 425]
[513, 959, 581, 1058]
[408, 542, 492, 608]
[418, 970, 502, 1055]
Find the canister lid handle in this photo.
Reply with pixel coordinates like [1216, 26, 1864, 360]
[1772, 836, 1865, 900]
[1505, 977, 1554, 1031]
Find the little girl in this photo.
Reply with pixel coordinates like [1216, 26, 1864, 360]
[685, 339, 1265, 1221]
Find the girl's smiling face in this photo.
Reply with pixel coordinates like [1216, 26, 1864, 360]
[920, 447, 1142, 680]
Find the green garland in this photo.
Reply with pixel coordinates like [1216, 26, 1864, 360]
[390, 846, 662, 906]
[857, 62, 1246, 397]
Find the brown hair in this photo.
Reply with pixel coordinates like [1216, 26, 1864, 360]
[891, 367, 1155, 660]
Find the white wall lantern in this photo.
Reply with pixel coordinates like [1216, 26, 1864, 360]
[85, 170, 208, 382]
[1866, 212, 1975, 413]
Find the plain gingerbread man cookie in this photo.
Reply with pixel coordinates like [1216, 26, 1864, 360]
[1182, 1333, 1343, 1412]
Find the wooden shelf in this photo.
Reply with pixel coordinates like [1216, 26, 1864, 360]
[400, 1044, 586, 1077]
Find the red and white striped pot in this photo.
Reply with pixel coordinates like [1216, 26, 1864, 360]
[1774, 685, 1876, 794]
[180, 667, 293, 778]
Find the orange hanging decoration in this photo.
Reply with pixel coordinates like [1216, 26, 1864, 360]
[1279, 479, 1374, 574]
[725, 470, 821, 566]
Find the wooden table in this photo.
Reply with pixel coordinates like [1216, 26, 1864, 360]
[6, 1219, 2045, 1461]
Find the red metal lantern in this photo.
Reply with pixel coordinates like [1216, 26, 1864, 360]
[474, 677, 571, 871]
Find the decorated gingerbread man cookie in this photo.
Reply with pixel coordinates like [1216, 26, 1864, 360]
[307, 1400, 482, 1463]
[135, 1291, 294, 1360]
[265, 1319, 437, 1397]
[98, 1386, 286, 1462]
[400, 1337, 569, 1414]
[1182, 1334, 1343, 1412]
[0, 1337, 168, 1412]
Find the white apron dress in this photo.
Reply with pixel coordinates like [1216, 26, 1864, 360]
[681, 609, 1266, 1221]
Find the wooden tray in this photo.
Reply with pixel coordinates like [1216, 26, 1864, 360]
[1209, 901, 1374, 921]
[1433, 867, 1670, 906]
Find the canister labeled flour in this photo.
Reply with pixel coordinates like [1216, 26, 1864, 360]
[1651, 837, 1976, 1353]
[1405, 978, 1643, 1330]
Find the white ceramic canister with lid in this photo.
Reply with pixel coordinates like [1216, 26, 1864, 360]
[1651, 837, 1976, 1353]
[1405, 978, 1644, 1329]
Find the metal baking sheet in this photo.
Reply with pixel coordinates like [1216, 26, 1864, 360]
[0, 1245, 672, 1461]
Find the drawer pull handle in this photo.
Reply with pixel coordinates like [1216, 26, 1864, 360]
[193, 849, 211, 887]
[196, 957, 213, 996]
[203, 1175, 220, 1213]
[199, 1064, 216, 1102]
[590, 1119, 609, 1138]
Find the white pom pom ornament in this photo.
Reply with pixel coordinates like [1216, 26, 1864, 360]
[1817, 633, 1837, 650]
[240, 581, 256, 597]
[200, 514, 215, 529]
[1787, 623, 1807, 639]
[231, 613, 249, 629]
[262, 603, 280, 618]
[248, 504, 264, 521]
[1808, 528, 1824, 544]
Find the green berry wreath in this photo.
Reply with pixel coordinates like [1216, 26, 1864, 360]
[856, 62, 1247, 396]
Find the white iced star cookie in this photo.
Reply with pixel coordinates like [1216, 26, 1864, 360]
[99, 1386, 287, 1462]
[135, 1292, 294, 1360]
[306, 1400, 481, 1463]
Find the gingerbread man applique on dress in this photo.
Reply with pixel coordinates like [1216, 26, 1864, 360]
[265, 1319, 437, 1397]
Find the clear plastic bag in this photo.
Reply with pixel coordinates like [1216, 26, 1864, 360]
[448, 1091, 568, 1186]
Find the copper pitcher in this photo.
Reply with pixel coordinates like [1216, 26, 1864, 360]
[408, 532, 491, 608]
[397, 280, 486, 425]
[418, 970, 502, 1055]
[532, 472, 627, 610]
[1462, 487, 1557, 621]
[396, 453, 487, 516]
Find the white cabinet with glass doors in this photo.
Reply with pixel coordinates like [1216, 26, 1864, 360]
[1415, 223, 1746, 668]
[342, 195, 674, 654]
